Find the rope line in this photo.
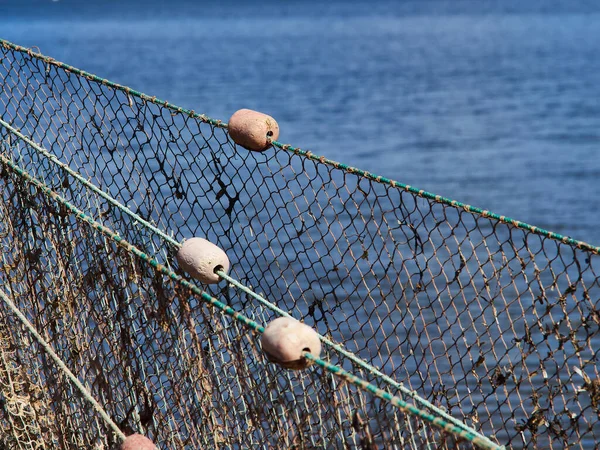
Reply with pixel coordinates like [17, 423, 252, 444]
[0, 124, 496, 447]
[1, 36, 597, 254]
[0, 287, 127, 443]
[0, 152, 503, 450]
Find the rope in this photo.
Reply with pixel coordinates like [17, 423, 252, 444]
[1, 36, 597, 254]
[0, 123, 498, 447]
[0, 152, 503, 450]
[0, 287, 127, 443]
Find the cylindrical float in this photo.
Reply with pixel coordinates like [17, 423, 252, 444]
[261, 317, 321, 370]
[228, 109, 279, 152]
[120, 433, 157, 450]
[176, 237, 230, 284]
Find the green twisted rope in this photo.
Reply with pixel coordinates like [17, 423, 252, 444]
[0, 152, 502, 450]
[1, 37, 597, 255]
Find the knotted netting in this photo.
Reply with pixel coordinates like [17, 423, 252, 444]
[0, 38, 598, 449]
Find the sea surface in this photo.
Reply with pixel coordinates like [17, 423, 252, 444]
[2, 0, 599, 244]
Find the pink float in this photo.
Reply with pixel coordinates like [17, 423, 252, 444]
[261, 317, 321, 370]
[228, 109, 280, 152]
[176, 237, 230, 284]
[120, 433, 157, 450]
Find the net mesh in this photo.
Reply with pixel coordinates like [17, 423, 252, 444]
[0, 39, 599, 449]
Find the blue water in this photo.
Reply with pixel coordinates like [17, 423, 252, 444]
[2, 0, 600, 244]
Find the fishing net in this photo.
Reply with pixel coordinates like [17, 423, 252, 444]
[0, 39, 598, 449]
